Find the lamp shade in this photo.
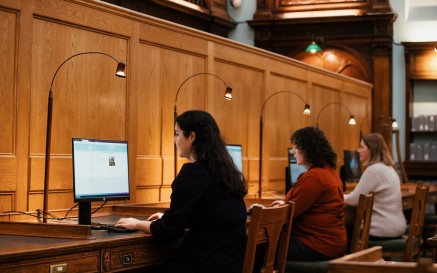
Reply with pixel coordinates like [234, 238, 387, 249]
[305, 41, 322, 53]
[349, 115, 356, 125]
[115, 62, 126, 78]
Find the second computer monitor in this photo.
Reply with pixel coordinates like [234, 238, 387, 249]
[342, 150, 362, 182]
[225, 144, 243, 173]
[285, 148, 307, 193]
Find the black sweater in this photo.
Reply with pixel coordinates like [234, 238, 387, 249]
[150, 162, 247, 273]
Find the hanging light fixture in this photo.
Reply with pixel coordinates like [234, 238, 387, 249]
[305, 41, 322, 54]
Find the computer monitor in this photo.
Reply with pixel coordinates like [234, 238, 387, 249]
[72, 138, 130, 225]
[225, 144, 243, 173]
[342, 150, 362, 182]
[285, 148, 307, 193]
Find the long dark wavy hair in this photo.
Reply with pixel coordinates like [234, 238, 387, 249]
[175, 110, 247, 198]
[291, 126, 337, 169]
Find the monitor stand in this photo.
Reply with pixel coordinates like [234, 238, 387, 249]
[78, 201, 92, 225]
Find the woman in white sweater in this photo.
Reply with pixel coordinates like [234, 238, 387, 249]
[344, 133, 407, 239]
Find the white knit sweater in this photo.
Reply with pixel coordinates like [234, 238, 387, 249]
[344, 162, 407, 237]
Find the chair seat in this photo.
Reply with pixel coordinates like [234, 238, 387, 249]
[368, 238, 406, 251]
[424, 213, 437, 224]
[285, 260, 329, 273]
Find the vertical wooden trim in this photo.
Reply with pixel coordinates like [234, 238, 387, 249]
[15, 0, 33, 212]
[128, 21, 139, 204]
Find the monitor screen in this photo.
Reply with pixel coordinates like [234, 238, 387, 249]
[225, 144, 243, 173]
[72, 138, 130, 224]
[288, 148, 307, 187]
[342, 150, 362, 182]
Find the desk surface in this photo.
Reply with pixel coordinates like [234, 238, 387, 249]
[0, 214, 178, 273]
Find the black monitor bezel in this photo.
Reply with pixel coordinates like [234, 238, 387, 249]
[342, 149, 362, 182]
[72, 137, 131, 203]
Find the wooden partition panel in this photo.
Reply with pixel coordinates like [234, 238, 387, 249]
[0, 0, 372, 216]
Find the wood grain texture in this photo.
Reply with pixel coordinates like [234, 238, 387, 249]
[0, 0, 372, 213]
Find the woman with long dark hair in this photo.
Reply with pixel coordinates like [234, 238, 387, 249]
[116, 110, 248, 273]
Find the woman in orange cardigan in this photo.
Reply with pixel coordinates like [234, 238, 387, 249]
[272, 126, 347, 261]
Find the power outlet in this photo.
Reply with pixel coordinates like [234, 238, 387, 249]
[50, 263, 67, 273]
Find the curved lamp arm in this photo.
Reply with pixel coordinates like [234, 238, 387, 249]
[316, 102, 356, 127]
[359, 111, 372, 139]
[173, 72, 232, 118]
[258, 90, 311, 198]
[173, 72, 232, 177]
[43, 51, 126, 223]
[260, 90, 310, 119]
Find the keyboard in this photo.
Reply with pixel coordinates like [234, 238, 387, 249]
[97, 224, 137, 233]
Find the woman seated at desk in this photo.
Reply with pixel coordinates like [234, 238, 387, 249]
[270, 126, 347, 261]
[344, 133, 406, 240]
[116, 110, 248, 273]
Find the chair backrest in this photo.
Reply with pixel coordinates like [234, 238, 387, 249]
[243, 202, 295, 273]
[350, 193, 374, 253]
[406, 185, 429, 261]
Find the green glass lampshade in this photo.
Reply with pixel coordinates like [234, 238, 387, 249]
[305, 41, 322, 53]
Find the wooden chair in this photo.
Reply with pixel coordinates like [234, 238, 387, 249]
[349, 193, 375, 253]
[368, 185, 429, 261]
[284, 193, 374, 273]
[243, 202, 295, 273]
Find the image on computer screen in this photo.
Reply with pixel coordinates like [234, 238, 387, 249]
[225, 144, 243, 173]
[288, 148, 307, 187]
[72, 138, 130, 202]
[72, 138, 130, 225]
[343, 150, 362, 182]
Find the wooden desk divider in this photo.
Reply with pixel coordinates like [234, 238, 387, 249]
[328, 246, 419, 273]
[0, 221, 94, 240]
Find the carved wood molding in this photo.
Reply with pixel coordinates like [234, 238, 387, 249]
[254, 0, 391, 19]
[100, 0, 236, 37]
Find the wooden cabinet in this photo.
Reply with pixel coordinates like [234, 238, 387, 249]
[403, 42, 437, 179]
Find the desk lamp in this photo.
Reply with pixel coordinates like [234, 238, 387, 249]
[259, 91, 311, 198]
[43, 52, 126, 223]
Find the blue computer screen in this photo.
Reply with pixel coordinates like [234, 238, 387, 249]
[226, 144, 243, 173]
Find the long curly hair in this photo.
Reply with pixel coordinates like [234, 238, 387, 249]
[176, 110, 247, 198]
[290, 126, 337, 169]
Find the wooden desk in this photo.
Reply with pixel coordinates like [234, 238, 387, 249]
[0, 212, 178, 273]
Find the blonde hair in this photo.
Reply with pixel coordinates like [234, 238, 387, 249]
[362, 133, 394, 166]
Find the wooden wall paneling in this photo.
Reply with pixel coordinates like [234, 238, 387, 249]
[213, 42, 269, 195]
[0, 1, 33, 213]
[0, 193, 14, 213]
[342, 80, 373, 143]
[257, 58, 310, 193]
[15, 1, 33, 213]
[0, 6, 18, 214]
[127, 21, 139, 204]
[28, 14, 129, 211]
[262, 76, 310, 192]
[32, 0, 133, 38]
[312, 85, 344, 163]
[0, 0, 373, 213]
[0, 9, 15, 155]
[211, 60, 265, 193]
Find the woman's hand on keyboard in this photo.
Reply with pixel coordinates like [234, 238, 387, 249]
[147, 212, 163, 221]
